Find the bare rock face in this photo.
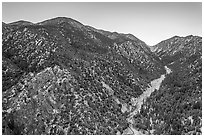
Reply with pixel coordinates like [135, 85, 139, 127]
[2, 17, 202, 135]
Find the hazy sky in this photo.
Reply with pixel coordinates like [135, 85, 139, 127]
[2, 2, 202, 45]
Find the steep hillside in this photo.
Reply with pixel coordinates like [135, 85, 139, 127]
[2, 17, 165, 135]
[151, 35, 201, 66]
[135, 36, 202, 135]
[2, 17, 201, 135]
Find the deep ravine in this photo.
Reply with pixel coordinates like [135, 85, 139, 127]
[123, 66, 172, 135]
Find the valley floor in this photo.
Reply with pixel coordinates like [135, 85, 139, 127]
[123, 66, 172, 135]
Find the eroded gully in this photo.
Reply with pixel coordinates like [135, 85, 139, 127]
[123, 66, 172, 135]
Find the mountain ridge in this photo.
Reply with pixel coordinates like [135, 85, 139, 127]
[4, 17, 200, 46]
[4, 17, 201, 46]
[2, 17, 202, 135]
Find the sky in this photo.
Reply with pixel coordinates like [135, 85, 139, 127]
[2, 2, 202, 45]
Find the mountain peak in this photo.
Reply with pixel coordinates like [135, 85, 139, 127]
[2, 17, 202, 135]
[8, 20, 33, 26]
[37, 17, 83, 26]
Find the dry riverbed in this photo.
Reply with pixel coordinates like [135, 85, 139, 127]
[123, 66, 172, 135]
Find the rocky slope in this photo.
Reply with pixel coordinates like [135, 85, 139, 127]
[135, 36, 202, 135]
[2, 17, 164, 135]
[151, 35, 201, 66]
[2, 17, 202, 135]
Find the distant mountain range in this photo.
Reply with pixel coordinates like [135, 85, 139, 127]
[2, 17, 202, 135]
